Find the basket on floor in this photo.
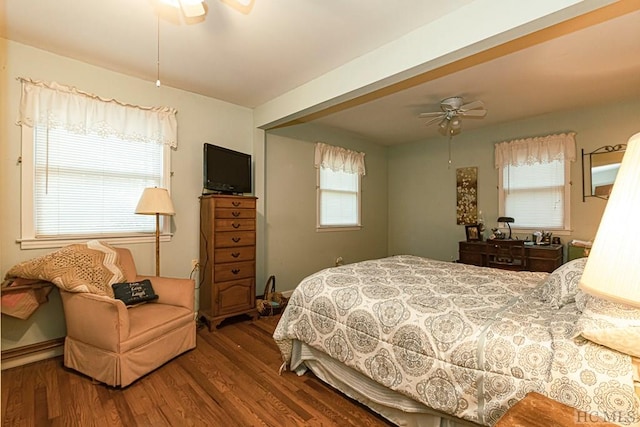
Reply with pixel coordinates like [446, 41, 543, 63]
[256, 275, 288, 316]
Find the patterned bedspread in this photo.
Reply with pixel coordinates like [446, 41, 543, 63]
[274, 255, 640, 426]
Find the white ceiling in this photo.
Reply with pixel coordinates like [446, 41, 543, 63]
[2, 1, 640, 145]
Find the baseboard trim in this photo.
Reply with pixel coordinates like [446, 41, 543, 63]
[1, 338, 65, 370]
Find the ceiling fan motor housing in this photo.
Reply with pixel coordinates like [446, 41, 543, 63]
[441, 96, 464, 111]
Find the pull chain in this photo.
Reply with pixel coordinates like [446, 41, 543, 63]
[156, 16, 161, 87]
[448, 133, 453, 169]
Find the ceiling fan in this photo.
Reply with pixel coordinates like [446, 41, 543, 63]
[419, 96, 487, 136]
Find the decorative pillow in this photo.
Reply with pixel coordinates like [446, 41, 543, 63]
[538, 257, 588, 309]
[112, 279, 158, 306]
[573, 295, 640, 358]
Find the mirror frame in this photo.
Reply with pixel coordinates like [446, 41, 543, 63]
[581, 144, 626, 201]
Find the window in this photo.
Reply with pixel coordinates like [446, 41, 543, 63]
[496, 133, 576, 233]
[318, 167, 360, 227]
[314, 142, 365, 230]
[17, 78, 177, 248]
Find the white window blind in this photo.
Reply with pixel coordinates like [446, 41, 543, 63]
[496, 132, 575, 231]
[319, 167, 359, 226]
[314, 142, 365, 229]
[33, 126, 163, 236]
[502, 159, 565, 228]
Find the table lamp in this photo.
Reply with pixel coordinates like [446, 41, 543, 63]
[497, 217, 514, 240]
[135, 187, 175, 276]
[579, 132, 640, 308]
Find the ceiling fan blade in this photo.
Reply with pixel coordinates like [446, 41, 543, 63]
[460, 109, 487, 118]
[418, 112, 445, 118]
[460, 100, 485, 111]
[423, 115, 446, 127]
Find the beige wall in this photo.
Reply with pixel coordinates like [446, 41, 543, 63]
[0, 39, 256, 353]
[2, 36, 638, 363]
[388, 98, 640, 261]
[264, 124, 388, 292]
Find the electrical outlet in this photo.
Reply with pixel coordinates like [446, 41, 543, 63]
[191, 259, 199, 270]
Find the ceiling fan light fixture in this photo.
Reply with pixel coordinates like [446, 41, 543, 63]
[179, 0, 206, 18]
[221, 0, 255, 14]
[157, 0, 206, 18]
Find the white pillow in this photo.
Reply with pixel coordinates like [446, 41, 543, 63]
[573, 294, 640, 358]
[538, 258, 588, 309]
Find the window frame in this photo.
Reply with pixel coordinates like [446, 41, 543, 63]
[19, 125, 173, 249]
[497, 158, 572, 235]
[316, 166, 362, 232]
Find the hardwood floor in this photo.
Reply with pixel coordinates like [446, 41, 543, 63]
[1, 315, 394, 426]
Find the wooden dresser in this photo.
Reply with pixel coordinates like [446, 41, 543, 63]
[459, 240, 563, 273]
[199, 194, 258, 330]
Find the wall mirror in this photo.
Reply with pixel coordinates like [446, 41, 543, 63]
[582, 144, 626, 201]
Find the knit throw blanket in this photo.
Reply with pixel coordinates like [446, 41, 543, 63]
[5, 240, 124, 297]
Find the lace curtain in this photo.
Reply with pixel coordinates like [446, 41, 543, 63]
[314, 142, 366, 175]
[494, 132, 577, 168]
[17, 78, 178, 147]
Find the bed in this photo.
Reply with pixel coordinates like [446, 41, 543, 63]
[273, 255, 640, 426]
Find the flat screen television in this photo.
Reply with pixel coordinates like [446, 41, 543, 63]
[203, 143, 252, 194]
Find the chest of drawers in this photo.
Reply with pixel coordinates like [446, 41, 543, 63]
[459, 240, 563, 273]
[199, 194, 258, 330]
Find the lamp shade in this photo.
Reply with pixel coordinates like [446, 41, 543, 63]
[579, 132, 640, 308]
[135, 187, 175, 215]
[497, 217, 514, 223]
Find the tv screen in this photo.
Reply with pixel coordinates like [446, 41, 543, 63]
[203, 143, 252, 194]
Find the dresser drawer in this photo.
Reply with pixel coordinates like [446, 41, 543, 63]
[214, 261, 255, 282]
[214, 247, 255, 263]
[459, 241, 485, 254]
[215, 198, 256, 210]
[214, 219, 255, 231]
[215, 208, 256, 219]
[214, 231, 256, 248]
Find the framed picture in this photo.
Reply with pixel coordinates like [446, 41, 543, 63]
[465, 224, 482, 241]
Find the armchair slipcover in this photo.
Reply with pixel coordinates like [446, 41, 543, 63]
[60, 248, 196, 387]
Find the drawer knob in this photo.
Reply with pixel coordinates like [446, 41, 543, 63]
[232, 201, 241, 207]
[232, 223, 240, 229]
[232, 211, 240, 217]
[231, 269, 240, 275]
[232, 237, 241, 243]
[231, 252, 240, 258]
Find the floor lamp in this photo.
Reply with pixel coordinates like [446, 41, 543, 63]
[135, 187, 175, 276]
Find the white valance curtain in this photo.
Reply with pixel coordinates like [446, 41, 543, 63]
[494, 132, 577, 168]
[17, 78, 178, 147]
[314, 142, 366, 175]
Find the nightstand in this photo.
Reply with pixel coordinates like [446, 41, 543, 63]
[495, 392, 615, 426]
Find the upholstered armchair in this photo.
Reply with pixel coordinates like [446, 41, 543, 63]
[59, 247, 196, 387]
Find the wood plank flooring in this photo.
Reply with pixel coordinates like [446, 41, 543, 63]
[1, 315, 394, 426]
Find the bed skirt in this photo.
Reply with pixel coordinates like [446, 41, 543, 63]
[290, 340, 479, 427]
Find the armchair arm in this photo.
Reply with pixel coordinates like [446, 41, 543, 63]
[135, 276, 195, 311]
[59, 291, 129, 352]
